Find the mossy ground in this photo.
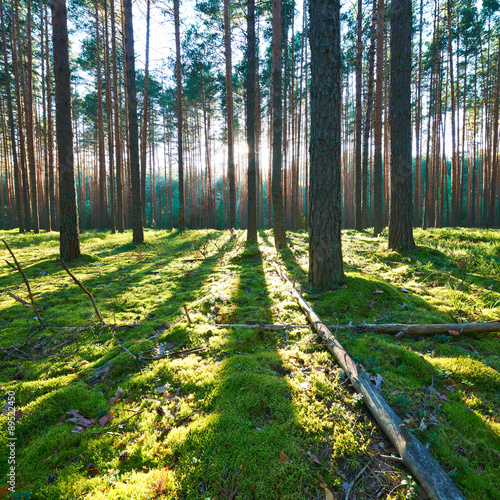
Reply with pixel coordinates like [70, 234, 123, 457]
[0, 227, 499, 499]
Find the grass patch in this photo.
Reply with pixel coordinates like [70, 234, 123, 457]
[0, 228, 499, 499]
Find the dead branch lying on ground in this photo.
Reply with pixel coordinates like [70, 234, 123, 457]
[208, 321, 500, 337]
[272, 262, 465, 500]
[0, 327, 91, 364]
[60, 259, 105, 326]
[3, 239, 44, 327]
[6, 291, 32, 308]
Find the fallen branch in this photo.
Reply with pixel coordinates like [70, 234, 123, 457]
[272, 262, 465, 500]
[212, 323, 310, 330]
[60, 259, 104, 326]
[208, 321, 500, 338]
[7, 291, 32, 308]
[3, 240, 44, 327]
[329, 321, 500, 338]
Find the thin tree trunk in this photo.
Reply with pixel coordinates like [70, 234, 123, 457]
[123, 0, 144, 243]
[246, 0, 257, 242]
[355, 0, 363, 230]
[174, 0, 185, 230]
[95, 0, 108, 228]
[25, 0, 40, 233]
[0, 0, 23, 232]
[362, 0, 377, 229]
[110, 0, 123, 232]
[271, 0, 287, 249]
[224, 0, 236, 228]
[140, 0, 150, 227]
[373, 0, 384, 235]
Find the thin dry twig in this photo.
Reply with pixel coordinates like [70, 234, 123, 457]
[3, 239, 44, 327]
[183, 304, 192, 324]
[6, 291, 32, 308]
[84, 410, 145, 435]
[60, 259, 104, 326]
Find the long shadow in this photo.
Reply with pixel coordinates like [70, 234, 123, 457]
[158, 240, 309, 498]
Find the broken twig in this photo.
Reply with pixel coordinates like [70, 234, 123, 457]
[60, 259, 104, 326]
[7, 291, 32, 308]
[3, 240, 44, 326]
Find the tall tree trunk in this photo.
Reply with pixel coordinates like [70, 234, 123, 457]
[140, 0, 150, 227]
[45, 0, 56, 231]
[224, 0, 236, 228]
[104, 0, 115, 233]
[110, 0, 123, 232]
[0, 0, 23, 232]
[491, 35, 500, 227]
[95, 0, 108, 229]
[174, 0, 185, 230]
[12, 0, 31, 231]
[271, 0, 287, 249]
[309, 0, 344, 289]
[361, 0, 377, 229]
[447, 0, 458, 226]
[25, 0, 40, 233]
[246, 0, 257, 242]
[123, 0, 144, 243]
[414, 0, 423, 227]
[354, 0, 363, 229]
[51, 0, 81, 260]
[388, 0, 415, 250]
[373, 0, 384, 236]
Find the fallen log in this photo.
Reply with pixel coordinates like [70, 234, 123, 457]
[272, 262, 465, 500]
[210, 321, 500, 337]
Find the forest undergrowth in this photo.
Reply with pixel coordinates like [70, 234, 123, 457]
[0, 227, 499, 499]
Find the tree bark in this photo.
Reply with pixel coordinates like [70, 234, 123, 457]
[51, 0, 81, 260]
[95, 0, 108, 229]
[354, 0, 363, 230]
[373, 0, 384, 236]
[362, 0, 377, 230]
[246, 0, 257, 243]
[309, 0, 344, 289]
[271, 0, 287, 249]
[140, 0, 150, 227]
[174, 0, 185, 231]
[110, 0, 124, 233]
[0, 0, 23, 232]
[122, 0, 144, 243]
[25, 0, 40, 233]
[224, 0, 236, 228]
[388, 0, 415, 251]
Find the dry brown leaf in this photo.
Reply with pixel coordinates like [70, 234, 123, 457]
[0, 485, 9, 500]
[279, 451, 288, 462]
[324, 488, 335, 500]
[99, 411, 116, 427]
[109, 387, 124, 406]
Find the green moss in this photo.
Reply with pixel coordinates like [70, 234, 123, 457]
[1, 228, 500, 499]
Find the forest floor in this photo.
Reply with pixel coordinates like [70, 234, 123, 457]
[0, 227, 499, 500]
